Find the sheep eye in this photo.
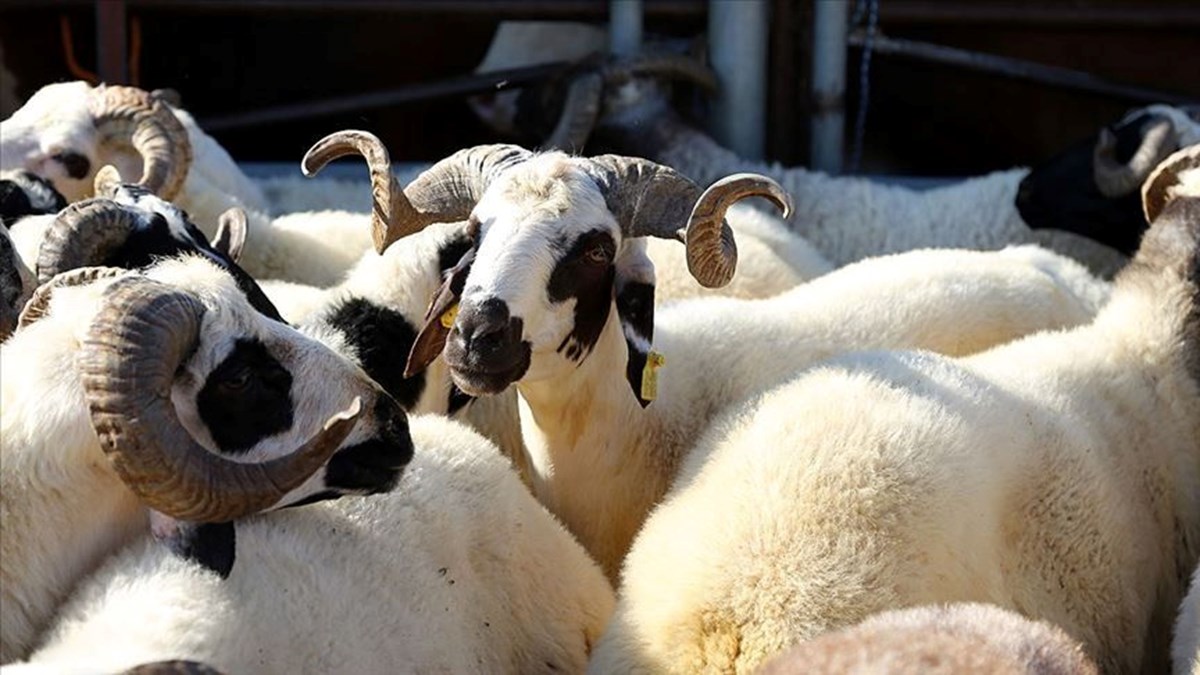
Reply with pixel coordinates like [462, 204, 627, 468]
[584, 244, 610, 265]
[220, 368, 252, 391]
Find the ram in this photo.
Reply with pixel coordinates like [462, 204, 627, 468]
[362, 141, 1110, 580]
[756, 603, 1098, 675]
[5, 414, 615, 675]
[0, 257, 414, 663]
[0, 82, 380, 286]
[588, 146, 1200, 675]
[1178, 567, 1200, 675]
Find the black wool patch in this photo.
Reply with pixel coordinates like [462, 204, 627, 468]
[197, 338, 294, 455]
[326, 297, 425, 410]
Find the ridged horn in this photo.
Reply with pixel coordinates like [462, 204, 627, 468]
[88, 85, 192, 199]
[1142, 143, 1200, 223]
[18, 266, 127, 330]
[586, 155, 792, 288]
[79, 277, 364, 522]
[1093, 116, 1176, 198]
[541, 72, 604, 152]
[35, 198, 141, 283]
[303, 133, 530, 254]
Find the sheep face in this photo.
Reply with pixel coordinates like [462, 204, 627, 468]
[1017, 105, 1200, 255]
[440, 155, 640, 396]
[0, 82, 107, 202]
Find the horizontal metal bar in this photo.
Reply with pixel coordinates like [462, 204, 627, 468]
[200, 61, 575, 132]
[879, 2, 1200, 28]
[2, 0, 704, 17]
[848, 33, 1197, 106]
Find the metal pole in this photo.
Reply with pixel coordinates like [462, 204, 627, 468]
[609, 0, 644, 56]
[707, 0, 769, 160]
[96, 0, 129, 84]
[810, 0, 849, 173]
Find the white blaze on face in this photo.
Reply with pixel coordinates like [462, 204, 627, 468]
[461, 155, 622, 380]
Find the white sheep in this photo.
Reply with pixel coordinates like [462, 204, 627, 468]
[0, 81, 382, 286]
[372, 143, 1110, 580]
[1177, 567, 1200, 675]
[756, 603, 1099, 675]
[587, 146, 1200, 675]
[6, 415, 615, 675]
[0, 256, 415, 663]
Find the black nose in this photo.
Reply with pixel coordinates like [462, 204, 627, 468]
[322, 395, 412, 494]
[456, 296, 513, 350]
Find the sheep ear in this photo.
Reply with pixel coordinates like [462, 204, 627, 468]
[149, 510, 236, 579]
[405, 246, 476, 378]
[615, 240, 658, 408]
[213, 208, 248, 263]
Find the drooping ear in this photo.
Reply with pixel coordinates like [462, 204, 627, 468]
[213, 208, 248, 263]
[405, 246, 476, 378]
[614, 239, 658, 408]
[149, 510, 236, 579]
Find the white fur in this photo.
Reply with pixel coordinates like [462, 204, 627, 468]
[0, 257, 402, 663]
[449, 151, 1111, 580]
[757, 603, 1099, 675]
[8, 416, 614, 675]
[1177, 567, 1200, 675]
[591, 204, 1200, 674]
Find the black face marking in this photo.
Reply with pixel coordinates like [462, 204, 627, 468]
[323, 396, 413, 494]
[616, 280, 656, 407]
[0, 230, 25, 311]
[447, 383, 474, 415]
[197, 338, 294, 455]
[0, 172, 67, 226]
[51, 151, 91, 180]
[170, 521, 236, 579]
[547, 228, 617, 362]
[326, 297, 425, 410]
[438, 233, 475, 276]
[1017, 112, 1174, 255]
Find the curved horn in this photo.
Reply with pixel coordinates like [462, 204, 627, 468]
[1093, 117, 1176, 198]
[93, 164, 123, 198]
[685, 173, 793, 288]
[1142, 143, 1200, 223]
[35, 198, 141, 283]
[88, 85, 192, 200]
[303, 133, 530, 254]
[612, 53, 720, 93]
[79, 277, 364, 522]
[587, 156, 791, 287]
[18, 266, 127, 330]
[541, 72, 603, 152]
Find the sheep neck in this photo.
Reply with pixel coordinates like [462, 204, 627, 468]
[516, 309, 675, 581]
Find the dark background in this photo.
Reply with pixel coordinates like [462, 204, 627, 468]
[2, 0, 1197, 176]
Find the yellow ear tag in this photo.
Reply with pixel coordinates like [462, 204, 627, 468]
[640, 351, 666, 402]
[439, 303, 459, 329]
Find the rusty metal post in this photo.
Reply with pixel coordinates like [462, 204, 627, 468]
[96, 0, 129, 84]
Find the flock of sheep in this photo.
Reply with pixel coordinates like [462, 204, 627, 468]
[0, 22, 1199, 675]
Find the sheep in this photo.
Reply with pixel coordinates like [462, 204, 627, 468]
[1177, 567, 1200, 675]
[1, 81, 378, 285]
[0, 256, 416, 663]
[586, 145, 1200, 675]
[0, 223, 34, 341]
[355, 140, 1111, 580]
[1, 170, 67, 227]
[473, 31, 1200, 275]
[755, 603, 1099, 675]
[5, 415, 615, 675]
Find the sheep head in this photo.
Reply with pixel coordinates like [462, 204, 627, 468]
[32, 169, 281, 322]
[19, 258, 414, 573]
[0, 81, 191, 203]
[302, 131, 789, 405]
